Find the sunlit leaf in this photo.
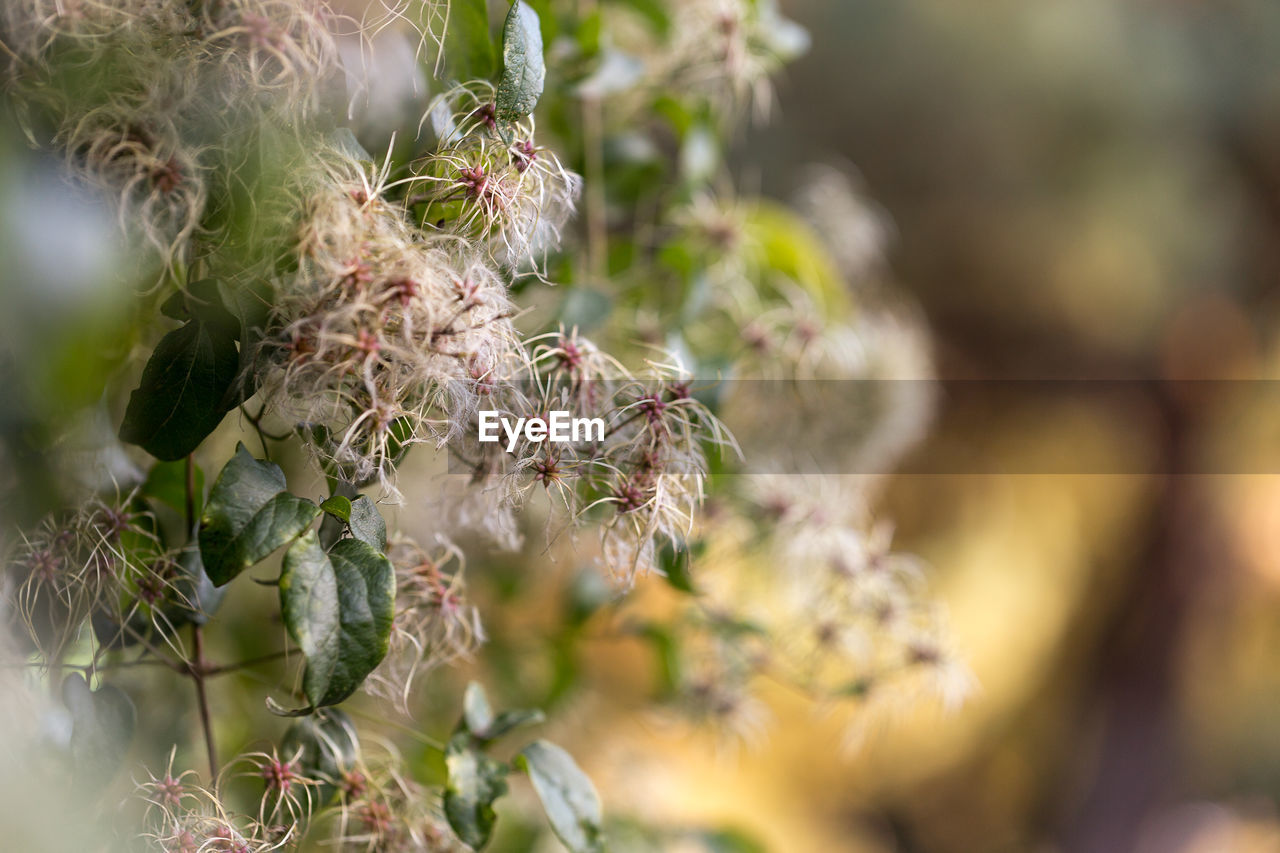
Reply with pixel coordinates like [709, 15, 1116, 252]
[462, 681, 494, 736]
[516, 740, 605, 853]
[444, 731, 509, 850]
[319, 495, 352, 523]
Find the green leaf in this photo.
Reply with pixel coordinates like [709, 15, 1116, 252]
[167, 545, 226, 626]
[637, 623, 681, 698]
[118, 320, 239, 460]
[329, 128, 372, 163]
[217, 278, 273, 410]
[445, 0, 495, 81]
[658, 537, 702, 594]
[695, 828, 769, 853]
[566, 568, 612, 626]
[280, 533, 396, 709]
[182, 279, 241, 340]
[230, 492, 322, 572]
[62, 674, 136, 787]
[319, 495, 352, 523]
[459, 682, 545, 744]
[160, 290, 188, 321]
[462, 681, 494, 736]
[484, 709, 546, 742]
[347, 496, 387, 552]
[199, 445, 320, 586]
[607, 0, 670, 36]
[516, 740, 605, 853]
[141, 459, 204, 518]
[279, 531, 338, 704]
[496, 1, 545, 122]
[444, 731, 509, 850]
[282, 708, 360, 807]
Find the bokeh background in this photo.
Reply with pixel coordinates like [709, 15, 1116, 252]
[685, 0, 1280, 850]
[6, 2, 1280, 852]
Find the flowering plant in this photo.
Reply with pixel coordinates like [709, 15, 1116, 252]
[0, 1, 968, 850]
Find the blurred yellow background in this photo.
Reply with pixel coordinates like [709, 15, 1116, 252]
[545, 1, 1280, 850]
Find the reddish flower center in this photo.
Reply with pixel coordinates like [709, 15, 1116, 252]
[262, 758, 297, 792]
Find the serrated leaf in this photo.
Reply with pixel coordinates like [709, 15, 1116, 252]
[281, 708, 359, 807]
[62, 674, 136, 787]
[516, 740, 604, 853]
[141, 459, 204, 519]
[280, 533, 395, 709]
[119, 320, 239, 461]
[496, 1, 545, 122]
[199, 444, 320, 586]
[444, 731, 509, 850]
[347, 496, 387, 552]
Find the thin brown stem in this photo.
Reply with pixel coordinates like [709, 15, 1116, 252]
[191, 625, 218, 778]
[202, 649, 291, 677]
[184, 453, 197, 536]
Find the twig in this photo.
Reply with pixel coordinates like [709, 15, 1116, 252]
[202, 649, 291, 677]
[191, 625, 219, 778]
[184, 453, 197, 536]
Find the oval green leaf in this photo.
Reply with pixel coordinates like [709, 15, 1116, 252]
[516, 740, 605, 853]
[496, 1, 545, 122]
[280, 533, 395, 709]
[119, 320, 239, 461]
[199, 444, 320, 586]
[444, 731, 509, 850]
[347, 495, 387, 552]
